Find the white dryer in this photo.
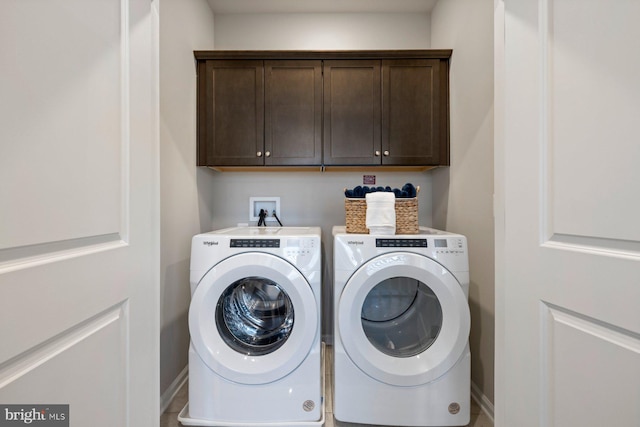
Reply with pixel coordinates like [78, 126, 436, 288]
[333, 226, 471, 426]
[180, 227, 323, 427]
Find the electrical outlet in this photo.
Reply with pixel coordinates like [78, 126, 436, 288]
[249, 197, 281, 222]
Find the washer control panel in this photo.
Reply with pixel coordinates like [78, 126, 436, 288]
[283, 237, 318, 270]
[283, 237, 316, 256]
[230, 238, 280, 248]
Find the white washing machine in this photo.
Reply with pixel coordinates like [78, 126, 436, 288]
[179, 227, 323, 427]
[333, 226, 471, 426]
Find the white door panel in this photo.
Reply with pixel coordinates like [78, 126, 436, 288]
[542, 304, 640, 426]
[0, 305, 127, 426]
[496, 0, 640, 425]
[0, 0, 123, 250]
[544, 0, 640, 243]
[0, 0, 159, 425]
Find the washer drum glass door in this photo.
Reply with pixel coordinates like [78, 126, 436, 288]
[217, 276, 294, 356]
[338, 252, 470, 387]
[190, 252, 318, 385]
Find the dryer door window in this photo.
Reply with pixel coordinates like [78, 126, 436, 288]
[216, 276, 294, 356]
[338, 252, 470, 387]
[361, 277, 442, 358]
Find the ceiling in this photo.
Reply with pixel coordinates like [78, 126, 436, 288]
[206, 0, 439, 14]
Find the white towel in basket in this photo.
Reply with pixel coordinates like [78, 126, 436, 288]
[365, 192, 396, 235]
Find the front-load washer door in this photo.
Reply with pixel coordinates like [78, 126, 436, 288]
[189, 252, 318, 385]
[338, 252, 470, 387]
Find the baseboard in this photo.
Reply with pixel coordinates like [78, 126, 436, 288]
[160, 365, 189, 414]
[470, 380, 495, 422]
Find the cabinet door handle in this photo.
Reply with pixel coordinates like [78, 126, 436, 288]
[257, 151, 262, 157]
[265, 151, 271, 157]
[383, 150, 390, 156]
[375, 151, 381, 156]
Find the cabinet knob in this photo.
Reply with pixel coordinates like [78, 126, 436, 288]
[375, 151, 381, 156]
[265, 151, 271, 157]
[257, 151, 262, 157]
[383, 150, 390, 156]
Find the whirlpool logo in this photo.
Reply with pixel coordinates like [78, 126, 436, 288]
[0, 405, 68, 426]
[347, 240, 364, 245]
[203, 241, 219, 246]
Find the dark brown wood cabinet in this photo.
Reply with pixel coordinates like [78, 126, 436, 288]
[323, 58, 449, 166]
[197, 60, 264, 166]
[195, 50, 451, 169]
[323, 60, 381, 165]
[382, 59, 448, 166]
[265, 60, 322, 166]
[197, 59, 322, 166]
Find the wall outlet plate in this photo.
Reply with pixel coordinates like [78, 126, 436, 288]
[249, 197, 281, 222]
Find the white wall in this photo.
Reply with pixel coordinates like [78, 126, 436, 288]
[212, 12, 433, 342]
[159, 0, 216, 402]
[214, 13, 430, 49]
[431, 0, 495, 409]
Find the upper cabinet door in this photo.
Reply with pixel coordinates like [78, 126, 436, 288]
[198, 60, 264, 166]
[265, 60, 322, 166]
[382, 59, 448, 166]
[323, 60, 382, 165]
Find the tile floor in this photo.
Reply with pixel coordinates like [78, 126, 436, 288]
[161, 347, 494, 427]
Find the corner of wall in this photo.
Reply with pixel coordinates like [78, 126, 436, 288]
[428, 0, 496, 406]
[159, 0, 216, 399]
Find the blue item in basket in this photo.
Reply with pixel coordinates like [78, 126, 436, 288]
[402, 183, 417, 198]
[345, 183, 417, 198]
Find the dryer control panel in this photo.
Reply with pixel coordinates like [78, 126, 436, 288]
[376, 238, 427, 248]
[374, 237, 466, 255]
[433, 237, 466, 256]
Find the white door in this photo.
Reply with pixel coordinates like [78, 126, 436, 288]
[0, 1, 159, 426]
[189, 253, 318, 384]
[495, 1, 640, 426]
[337, 253, 470, 386]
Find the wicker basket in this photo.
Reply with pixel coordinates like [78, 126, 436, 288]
[344, 187, 419, 234]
